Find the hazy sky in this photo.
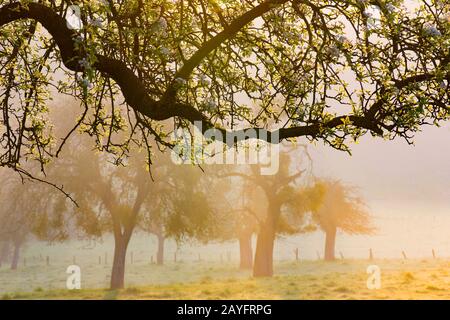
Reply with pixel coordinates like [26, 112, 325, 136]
[309, 123, 450, 213]
[286, 123, 450, 259]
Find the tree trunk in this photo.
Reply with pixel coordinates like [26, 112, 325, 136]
[324, 226, 337, 261]
[253, 218, 275, 277]
[253, 199, 280, 277]
[110, 235, 129, 289]
[10, 241, 21, 270]
[156, 234, 165, 266]
[0, 241, 10, 267]
[239, 233, 253, 269]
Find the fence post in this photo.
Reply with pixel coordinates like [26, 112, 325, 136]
[369, 248, 373, 260]
[339, 251, 344, 260]
[432, 249, 436, 259]
[401, 251, 407, 260]
[294, 248, 299, 261]
[46, 256, 49, 266]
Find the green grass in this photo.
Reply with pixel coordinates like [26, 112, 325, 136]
[2, 259, 450, 300]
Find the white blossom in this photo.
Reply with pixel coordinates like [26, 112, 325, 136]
[363, 10, 373, 18]
[175, 77, 187, 86]
[78, 58, 90, 69]
[151, 17, 168, 34]
[159, 46, 171, 56]
[336, 35, 349, 44]
[442, 13, 450, 23]
[205, 98, 217, 110]
[198, 75, 210, 86]
[327, 45, 341, 58]
[385, 3, 396, 13]
[424, 24, 442, 37]
[89, 17, 104, 28]
[81, 78, 93, 89]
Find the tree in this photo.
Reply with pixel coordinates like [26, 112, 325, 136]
[313, 180, 375, 261]
[50, 135, 215, 288]
[208, 174, 261, 270]
[0, 0, 448, 275]
[0, 168, 71, 269]
[140, 153, 216, 266]
[0, 0, 448, 174]
[224, 150, 323, 277]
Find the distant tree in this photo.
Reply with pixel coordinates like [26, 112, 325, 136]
[140, 154, 216, 266]
[224, 149, 324, 277]
[312, 180, 375, 261]
[0, 168, 71, 269]
[208, 174, 261, 270]
[51, 137, 214, 288]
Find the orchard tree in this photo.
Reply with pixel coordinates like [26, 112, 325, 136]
[209, 173, 261, 270]
[50, 140, 151, 289]
[0, 168, 71, 269]
[52, 136, 214, 288]
[313, 179, 375, 261]
[225, 150, 324, 277]
[140, 154, 216, 266]
[0, 0, 448, 175]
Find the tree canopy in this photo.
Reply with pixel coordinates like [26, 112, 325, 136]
[313, 179, 375, 235]
[0, 0, 448, 172]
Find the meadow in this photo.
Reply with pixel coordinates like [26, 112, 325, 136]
[1, 233, 449, 300]
[1, 257, 450, 299]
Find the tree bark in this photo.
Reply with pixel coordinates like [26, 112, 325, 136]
[10, 241, 21, 270]
[0, 241, 10, 267]
[253, 214, 276, 277]
[110, 235, 130, 289]
[156, 234, 165, 266]
[324, 226, 337, 261]
[239, 233, 253, 269]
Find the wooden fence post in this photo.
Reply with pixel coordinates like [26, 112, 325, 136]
[402, 251, 407, 260]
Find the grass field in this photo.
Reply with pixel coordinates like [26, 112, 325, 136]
[1, 258, 450, 300]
